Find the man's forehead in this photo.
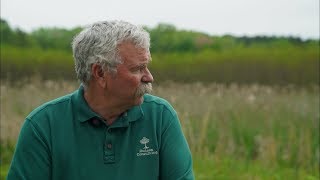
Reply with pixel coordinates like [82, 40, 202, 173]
[125, 56, 151, 66]
[118, 42, 150, 57]
[118, 41, 149, 51]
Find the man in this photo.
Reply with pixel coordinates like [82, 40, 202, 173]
[7, 20, 194, 180]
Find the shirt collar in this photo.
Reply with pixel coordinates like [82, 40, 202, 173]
[72, 85, 100, 123]
[72, 85, 143, 126]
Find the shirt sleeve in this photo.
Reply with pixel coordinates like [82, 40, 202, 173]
[7, 118, 51, 180]
[159, 112, 195, 180]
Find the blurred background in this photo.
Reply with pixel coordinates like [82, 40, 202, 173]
[1, 0, 319, 179]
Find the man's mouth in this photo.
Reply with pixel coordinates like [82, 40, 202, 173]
[135, 83, 152, 97]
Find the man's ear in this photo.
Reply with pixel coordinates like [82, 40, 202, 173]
[91, 64, 107, 88]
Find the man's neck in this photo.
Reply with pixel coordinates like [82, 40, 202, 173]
[83, 86, 129, 125]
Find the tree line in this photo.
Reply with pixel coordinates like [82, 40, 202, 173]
[1, 18, 317, 53]
[1, 18, 319, 85]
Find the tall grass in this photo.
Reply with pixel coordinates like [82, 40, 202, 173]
[1, 79, 319, 179]
[156, 82, 319, 179]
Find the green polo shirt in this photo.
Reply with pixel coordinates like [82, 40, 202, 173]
[7, 86, 194, 180]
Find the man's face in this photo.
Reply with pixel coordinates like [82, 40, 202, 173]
[105, 42, 153, 106]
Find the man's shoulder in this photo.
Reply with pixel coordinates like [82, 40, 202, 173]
[27, 92, 74, 120]
[143, 94, 170, 106]
[142, 94, 176, 114]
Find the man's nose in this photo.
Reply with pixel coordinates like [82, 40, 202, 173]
[142, 68, 154, 83]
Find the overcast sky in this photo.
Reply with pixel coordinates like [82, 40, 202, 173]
[1, 0, 319, 39]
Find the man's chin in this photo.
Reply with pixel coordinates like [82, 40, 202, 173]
[132, 95, 144, 106]
[137, 96, 144, 104]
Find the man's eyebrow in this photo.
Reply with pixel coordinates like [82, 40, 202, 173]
[128, 58, 151, 67]
[132, 61, 150, 68]
[142, 55, 152, 62]
[146, 58, 152, 63]
[129, 63, 148, 69]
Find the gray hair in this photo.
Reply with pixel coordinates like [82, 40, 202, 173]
[72, 20, 150, 87]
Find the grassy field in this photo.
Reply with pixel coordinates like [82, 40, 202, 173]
[1, 79, 319, 179]
[1, 45, 319, 85]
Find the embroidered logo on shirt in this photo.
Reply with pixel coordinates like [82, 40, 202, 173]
[137, 137, 158, 156]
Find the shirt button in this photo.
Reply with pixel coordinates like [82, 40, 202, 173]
[107, 143, 112, 149]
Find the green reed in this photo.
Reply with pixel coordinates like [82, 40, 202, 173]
[1, 80, 319, 179]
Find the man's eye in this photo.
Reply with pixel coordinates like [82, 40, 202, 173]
[131, 67, 142, 72]
[138, 65, 147, 71]
[140, 66, 146, 71]
[131, 65, 147, 73]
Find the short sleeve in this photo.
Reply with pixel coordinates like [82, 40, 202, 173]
[7, 119, 51, 180]
[159, 112, 194, 180]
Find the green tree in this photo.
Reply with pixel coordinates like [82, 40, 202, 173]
[0, 19, 15, 44]
[31, 27, 82, 51]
